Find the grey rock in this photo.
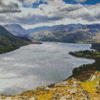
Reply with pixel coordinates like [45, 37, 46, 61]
[59, 96, 66, 100]
[94, 71, 99, 75]
[36, 86, 48, 90]
[55, 81, 69, 87]
[52, 93, 62, 100]
[29, 97, 37, 100]
[65, 95, 72, 99]
[69, 88, 78, 94]
[88, 74, 98, 81]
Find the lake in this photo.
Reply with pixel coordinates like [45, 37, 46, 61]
[0, 42, 95, 95]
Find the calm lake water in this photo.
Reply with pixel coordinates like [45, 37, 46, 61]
[0, 42, 95, 95]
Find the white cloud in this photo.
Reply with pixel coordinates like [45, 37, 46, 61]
[0, 0, 100, 29]
[0, 0, 21, 13]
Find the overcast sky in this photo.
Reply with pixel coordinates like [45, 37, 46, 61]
[0, 0, 100, 29]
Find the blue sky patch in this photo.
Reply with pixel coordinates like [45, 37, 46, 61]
[23, 0, 48, 8]
[63, 0, 100, 5]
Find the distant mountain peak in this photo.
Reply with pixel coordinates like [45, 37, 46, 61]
[4, 24, 28, 36]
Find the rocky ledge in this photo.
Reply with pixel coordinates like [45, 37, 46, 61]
[1, 71, 100, 100]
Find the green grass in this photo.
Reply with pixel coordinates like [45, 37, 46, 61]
[70, 51, 100, 59]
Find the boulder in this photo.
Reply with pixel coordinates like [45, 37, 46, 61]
[29, 97, 37, 100]
[0, 97, 3, 100]
[14, 96, 30, 100]
[73, 81, 80, 88]
[5, 97, 14, 100]
[36, 86, 48, 90]
[52, 93, 62, 100]
[36, 86, 56, 91]
[55, 81, 69, 87]
[80, 98, 85, 100]
[72, 98, 78, 100]
[69, 88, 78, 94]
[94, 71, 99, 75]
[59, 96, 66, 100]
[88, 74, 98, 81]
[96, 80, 100, 93]
[71, 78, 78, 82]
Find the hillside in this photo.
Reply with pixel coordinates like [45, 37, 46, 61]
[41, 29, 93, 43]
[27, 26, 56, 34]
[4, 24, 28, 36]
[41, 24, 100, 43]
[0, 25, 33, 54]
[25, 30, 51, 40]
[27, 24, 82, 34]
[26, 24, 82, 40]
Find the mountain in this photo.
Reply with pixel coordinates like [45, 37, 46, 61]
[25, 30, 51, 40]
[26, 24, 82, 40]
[27, 24, 82, 34]
[0, 25, 32, 54]
[27, 26, 55, 34]
[3, 24, 83, 41]
[41, 24, 100, 43]
[4, 24, 28, 36]
[50, 24, 83, 32]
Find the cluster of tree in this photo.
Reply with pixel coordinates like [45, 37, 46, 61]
[69, 50, 100, 59]
[70, 50, 100, 76]
[91, 43, 100, 51]
[0, 45, 19, 54]
[72, 60, 100, 76]
[69, 50, 94, 54]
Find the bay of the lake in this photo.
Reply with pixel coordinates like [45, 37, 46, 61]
[0, 42, 95, 95]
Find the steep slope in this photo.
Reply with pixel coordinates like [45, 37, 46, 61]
[4, 24, 28, 36]
[26, 24, 82, 40]
[27, 26, 56, 34]
[25, 30, 51, 40]
[41, 30, 92, 43]
[27, 24, 82, 34]
[41, 24, 100, 43]
[0, 25, 32, 54]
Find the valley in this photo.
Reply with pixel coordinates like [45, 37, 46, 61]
[4, 24, 100, 44]
[0, 25, 40, 54]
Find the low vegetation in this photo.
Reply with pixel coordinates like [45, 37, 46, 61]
[69, 49, 100, 81]
[0, 25, 35, 54]
[41, 30, 93, 43]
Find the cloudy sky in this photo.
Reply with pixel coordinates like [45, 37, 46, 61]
[0, 0, 100, 29]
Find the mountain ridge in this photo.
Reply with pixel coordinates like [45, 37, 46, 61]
[41, 24, 100, 43]
[25, 24, 83, 40]
[0, 25, 33, 54]
[4, 24, 28, 36]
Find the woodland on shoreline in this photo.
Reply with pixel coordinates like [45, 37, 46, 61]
[69, 44, 100, 81]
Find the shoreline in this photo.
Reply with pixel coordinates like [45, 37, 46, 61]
[67, 50, 100, 82]
[0, 41, 42, 54]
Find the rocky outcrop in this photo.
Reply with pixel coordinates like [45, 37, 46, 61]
[55, 81, 69, 87]
[36, 86, 56, 91]
[87, 71, 100, 81]
[0, 96, 37, 100]
[0, 71, 100, 100]
[96, 80, 100, 93]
